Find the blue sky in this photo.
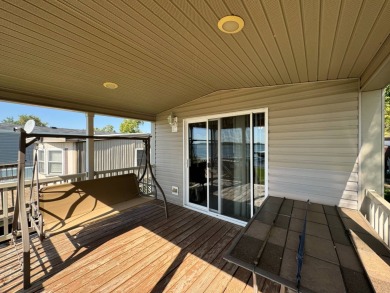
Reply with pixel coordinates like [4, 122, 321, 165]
[0, 101, 151, 133]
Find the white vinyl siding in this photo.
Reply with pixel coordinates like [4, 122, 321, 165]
[155, 79, 359, 209]
[94, 139, 144, 171]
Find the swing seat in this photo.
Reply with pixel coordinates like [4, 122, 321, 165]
[39, 173, 154, 235]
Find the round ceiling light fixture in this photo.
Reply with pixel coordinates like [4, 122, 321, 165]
[103, 82, 118, 89]
[218, 15, 244, 34]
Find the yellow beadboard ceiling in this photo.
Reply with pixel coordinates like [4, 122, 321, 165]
[0, 0, 389, 120]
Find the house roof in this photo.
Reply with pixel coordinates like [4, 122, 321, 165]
[0, 123, 107, 136]
[0, 1, 389, 120]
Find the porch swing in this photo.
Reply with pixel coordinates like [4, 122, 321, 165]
[10, 120, 169, 289]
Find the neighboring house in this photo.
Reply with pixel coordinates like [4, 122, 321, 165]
[0, 123, 34, 181]
[0, 123, 34, 165]
[0, 123, 145, 179]
[36, 134, 146, 178]
[34, 129, 146, 178]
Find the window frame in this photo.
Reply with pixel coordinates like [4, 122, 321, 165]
[135, 147, 146, 167]
[37, 149, 45, 174]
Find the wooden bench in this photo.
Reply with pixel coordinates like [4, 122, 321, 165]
[39, 174, 154, 235]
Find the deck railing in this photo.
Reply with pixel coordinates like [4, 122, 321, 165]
[360, 189, 390, 246]
[0, 166, 154, 242]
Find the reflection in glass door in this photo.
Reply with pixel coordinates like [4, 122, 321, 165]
[253, 113, 266, 214]
[208, 120, 219, 212]
[220, 115, 251, 221]
[188, 122, 207, 207]
[186, 110, 267, 222]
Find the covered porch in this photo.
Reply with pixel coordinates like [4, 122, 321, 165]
[1, 0, 390, 292]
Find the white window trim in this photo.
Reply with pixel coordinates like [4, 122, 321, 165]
[135, 147, 146, 167]
[46, 149, 64, 176]
[37, 149, 46, 174]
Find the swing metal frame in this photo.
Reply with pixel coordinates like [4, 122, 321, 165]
[11, 128, 169, 289]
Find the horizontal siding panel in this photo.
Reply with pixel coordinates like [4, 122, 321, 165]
[270, 154, 357, 164]
[155, 79, 359, 210]
[271, 161, 358, 173]
[177, 79, 358, 109]
[271, 120, 358, 132]
[266, 92, 358, 112]
[175, 80, 359, 117]
[270, 101, 357, 118]
[269, 139, 357, 148]
[269, 181, 357, 200]
[270, 147, 358, 156]
[270, 176, 358, 192]
[270, 167, 358, 183]
[269, 129, 358, 139]
[271, 110, 358, 126]
[270, 192, 358, 210]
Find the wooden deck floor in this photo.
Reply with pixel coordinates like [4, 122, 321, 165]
[0, 201, 281, 293]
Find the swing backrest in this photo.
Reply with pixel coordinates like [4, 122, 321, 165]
[39, 173, 140, 225]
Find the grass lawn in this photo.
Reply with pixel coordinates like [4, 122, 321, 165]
[385, 187, 390, 203]
[255, 167, 265, 183]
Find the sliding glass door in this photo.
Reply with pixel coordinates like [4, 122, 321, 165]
[220, 115, 251, 221]
[186, 110, 267, 222]
[188, 122, 207, 207]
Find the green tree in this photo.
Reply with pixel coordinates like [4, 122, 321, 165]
[1, 117, 16, 124]
[385, 84, 390, 136]
[1, 114, 48, 127]
[119, 119, 143, 133]
[95, 125, 115, 133]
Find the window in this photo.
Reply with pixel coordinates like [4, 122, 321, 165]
[135, 148, 146, 166]
[47, 150, 63, 175]
[37, 150, 45, 174]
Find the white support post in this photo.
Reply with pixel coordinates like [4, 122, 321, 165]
[360, 89, 384, 209]
[86, 113, 95, 180]
[150, 122, 155, 165]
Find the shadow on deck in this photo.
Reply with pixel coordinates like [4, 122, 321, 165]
[0, 201, 281, 293]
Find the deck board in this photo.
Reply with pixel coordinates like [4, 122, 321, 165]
[1, 203, 168, 289]
[224, 267, 252, 293]
[0, 201, 281, 293]
[125, 221, 231, 292]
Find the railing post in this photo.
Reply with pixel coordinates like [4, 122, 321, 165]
[3, 188, 8, 237]
[387, 216, 390, 246]
[363, 189, 390, 247]
[379, 207, 384, 239]
[86, 112, 95, 180]
[13, 128, 31, 289]
[375, 205, 378, 232]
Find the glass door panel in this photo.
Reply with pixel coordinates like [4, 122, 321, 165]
[220, 115, 251, 221]
[208, 120, 219, 212]
[188, 122, 207, 207]
[253, 113, 266, 214]
[186, 110, 267, 222]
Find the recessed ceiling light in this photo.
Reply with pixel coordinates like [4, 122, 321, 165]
[103, 82, 118, 89]
[218, 15, 244, 34]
